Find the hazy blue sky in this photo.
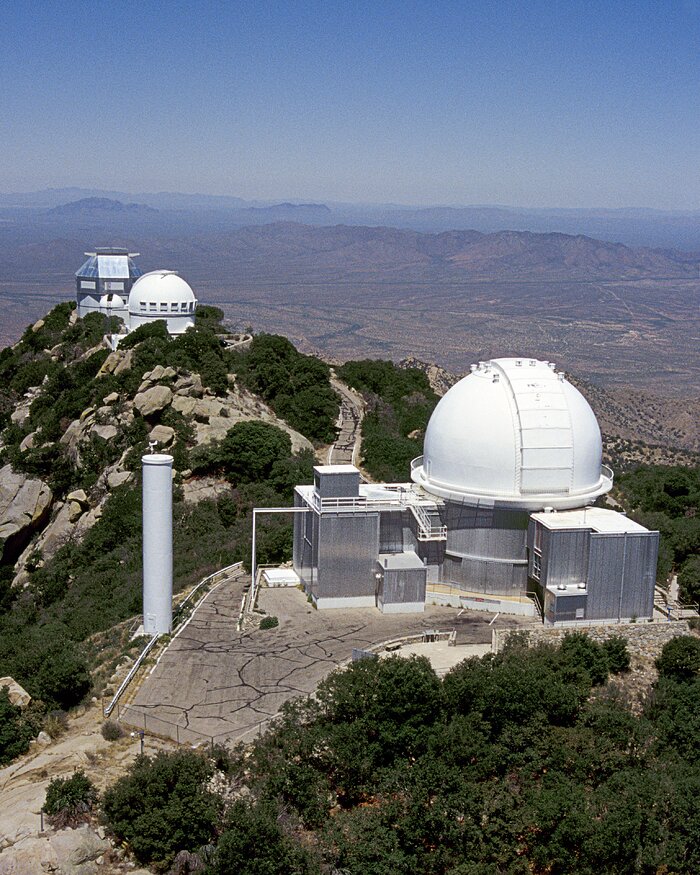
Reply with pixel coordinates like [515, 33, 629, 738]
[1, 1, 698, 207]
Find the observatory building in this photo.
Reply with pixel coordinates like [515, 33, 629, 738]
[292, 357, 659, 625]
[74, 250, 198, 346]
[76, 248, 142, 322]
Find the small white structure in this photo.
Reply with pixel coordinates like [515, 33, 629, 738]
[142, 453, 173, 635]
[129, 270, 198, 336]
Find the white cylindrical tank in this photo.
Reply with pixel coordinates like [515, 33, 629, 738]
[142, 453, 173, 635]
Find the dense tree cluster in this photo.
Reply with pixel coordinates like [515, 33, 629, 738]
[337, 359, 439, 481]
[98, 634, 700, 874]
[617, 463, 700, 601]
[232, 334, 339, 444]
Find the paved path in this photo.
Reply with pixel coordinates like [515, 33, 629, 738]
[123, 582, 530, 745]
[327, 377, 364, 466]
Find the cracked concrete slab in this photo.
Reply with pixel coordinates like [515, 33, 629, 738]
[122, 580, 532, 745]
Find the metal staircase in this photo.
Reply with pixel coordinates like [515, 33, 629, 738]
[408, 502, 447, 542]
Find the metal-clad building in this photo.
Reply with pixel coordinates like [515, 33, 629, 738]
[376, 552, 427, 613]
[291, 359, 659, 624]
[528, 508, 659, 624]
[75, 248, 141, 321]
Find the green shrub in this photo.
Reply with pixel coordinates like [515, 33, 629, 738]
[260, 615, 279, 630]
[101, 720, 124, 741]
[209, 800, 318, 875]
[655, 635, 700, 682]
[559, 631, 610, 686]
[603, 635, 632, 674]
[44, 769, 98, 829]
[0, 687, 35, 765]
[101, 750, 220, 869]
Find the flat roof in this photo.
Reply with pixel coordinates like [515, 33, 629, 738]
[379, 551, 425, 570]
[531, 507, 649, 534]
[262, 568, 301, 585]
[314, 464, 359, 474]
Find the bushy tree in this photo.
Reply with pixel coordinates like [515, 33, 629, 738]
[679, 555, 700, 605]
[655, 635, 700, 682]
[191, 420, 293, 485]
[101, 750, 220, 869]
[44, 769, 98, 828]
[602, 635, 631, 674]
[0, 687, 35, 765]
[559, 632, 610, 686]
[207, 800, 318, 875]
[30, 639, 92, 709]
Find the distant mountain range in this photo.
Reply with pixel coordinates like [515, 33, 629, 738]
[1, 222, 696, 286]
[1, 187, 699, 249]
[48, 197, 158, 215]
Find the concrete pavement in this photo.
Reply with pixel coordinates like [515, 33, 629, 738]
[123, 582, 531, 745]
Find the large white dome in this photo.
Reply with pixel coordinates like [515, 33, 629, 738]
[129, 270, 197, 313]
[128, 270, 198, 336]
[411, 357, 613, 509]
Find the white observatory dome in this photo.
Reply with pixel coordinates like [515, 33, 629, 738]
[128, 270, 197, 335]
[99, 292, 126, 310]
[411, 357, 613, 510]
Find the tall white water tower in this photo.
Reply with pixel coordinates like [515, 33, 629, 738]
[142, 453, 173, 635]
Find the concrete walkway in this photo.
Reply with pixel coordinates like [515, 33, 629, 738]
[123, 583, 530, 745]
[327, 377, 364, 466]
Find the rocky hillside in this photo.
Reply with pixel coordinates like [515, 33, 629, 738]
[0, 314, 316, 588]
[0, 304, 339, 748]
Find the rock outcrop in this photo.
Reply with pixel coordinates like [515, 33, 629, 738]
[0, 677, 31, 708]
[9, 361, 313, 585]
[0, 824, 110, 875]
[133, 385, 173, 416]
[0, 466, 52, 562]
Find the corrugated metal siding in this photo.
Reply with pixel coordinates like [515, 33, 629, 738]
[445, 503, 529, 561]
[587, 535, 624, 620]
[620, 532, 658, 619]
[378, 564, 427, 605]
[441, 554, 527, 595]
[586, 532, 657, 620]
[317, 513, 379, 599]
[379, 511, 405, 553]
[314, 471, 360, 498]
[545, 529, 589, 588]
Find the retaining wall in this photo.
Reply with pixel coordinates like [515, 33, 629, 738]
[493, 620, 692, 659]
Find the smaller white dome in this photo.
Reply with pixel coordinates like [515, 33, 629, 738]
[99, 292, 125, 309]
[129, 270, 197, 314]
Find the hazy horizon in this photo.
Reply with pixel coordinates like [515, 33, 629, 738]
[1, 1, 698, 210]
[3, 184, 700, 215]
